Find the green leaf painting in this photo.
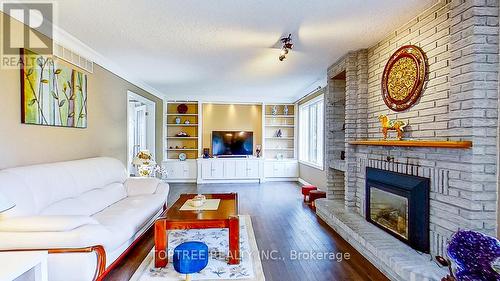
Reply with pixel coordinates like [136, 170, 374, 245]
[21, 49, 88, 128]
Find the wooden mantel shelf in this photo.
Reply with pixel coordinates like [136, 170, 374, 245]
[349, 140, 472, 149]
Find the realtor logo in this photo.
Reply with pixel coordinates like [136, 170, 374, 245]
[2, 2, 53, 55]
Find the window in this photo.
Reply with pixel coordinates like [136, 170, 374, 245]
[299, 95, 324, 169]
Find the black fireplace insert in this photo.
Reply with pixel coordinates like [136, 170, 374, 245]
[365, 167, 430, 253]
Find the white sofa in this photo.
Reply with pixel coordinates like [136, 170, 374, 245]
[0, 157, 169, 281]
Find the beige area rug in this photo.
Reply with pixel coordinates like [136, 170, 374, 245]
[130, 215, 265, 281]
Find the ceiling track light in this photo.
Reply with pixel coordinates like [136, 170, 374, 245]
[278, 34, 293, 61]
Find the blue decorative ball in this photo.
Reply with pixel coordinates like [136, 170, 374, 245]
[173, 241, 209, 274]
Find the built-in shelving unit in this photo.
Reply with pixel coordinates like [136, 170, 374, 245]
[165, 101, 201, 160]
[263, 104, 297, 159]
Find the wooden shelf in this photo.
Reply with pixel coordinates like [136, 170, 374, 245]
[166, 101, 200, 160]
[265, 115, 294, 118]
[265, 137, 294, 140]
[167, 124, 198, 126]
[166, 113, 198, 116]
[265, 125, 294, 127]
[168, 102, 198, 105]
[348, 140, 472, 149]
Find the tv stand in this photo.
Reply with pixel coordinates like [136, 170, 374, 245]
[216, 155, 248, 159]
[197, 158, 263, 183]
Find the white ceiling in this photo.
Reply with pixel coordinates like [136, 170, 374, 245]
[53, 0, 437, 102]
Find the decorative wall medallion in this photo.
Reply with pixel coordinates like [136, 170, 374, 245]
[381, 45, 428, 112]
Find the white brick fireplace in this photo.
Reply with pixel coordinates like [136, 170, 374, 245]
[317, 0, 499, 280]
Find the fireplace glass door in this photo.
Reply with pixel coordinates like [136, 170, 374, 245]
[369, 187, 409, 239]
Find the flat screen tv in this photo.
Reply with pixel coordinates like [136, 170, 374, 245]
[212, 131, 253, 156]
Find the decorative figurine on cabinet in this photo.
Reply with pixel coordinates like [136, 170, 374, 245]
[283, 105, 289, 115]
[175, 117, 181, 124]
[378, 115, 408, 140]
[202, 148, 211, 159]
[256, 145, 262, 158]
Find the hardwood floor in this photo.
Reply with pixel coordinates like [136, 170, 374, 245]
[102, 182, 389, 281]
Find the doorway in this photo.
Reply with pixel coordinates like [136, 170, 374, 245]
[127, 91, 156, 174]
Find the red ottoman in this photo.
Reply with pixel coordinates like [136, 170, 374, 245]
[301, 185, 317, 202]
[309, 190, 327, 209]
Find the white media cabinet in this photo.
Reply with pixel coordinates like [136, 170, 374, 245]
[162, 158, 298, 183]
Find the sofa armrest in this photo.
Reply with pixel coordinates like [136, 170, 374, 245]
[0, 246, 106, 281]
[155, 182, 170, 196]
[124, 177, 161, 196]
[125, 178, 170, 198]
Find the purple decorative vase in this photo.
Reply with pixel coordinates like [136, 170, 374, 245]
[446, 230, 500, 280]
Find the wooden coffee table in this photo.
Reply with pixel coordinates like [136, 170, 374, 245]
[154, 193, 240, 267]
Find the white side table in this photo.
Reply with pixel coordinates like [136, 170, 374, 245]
[0, 251, 48, 281]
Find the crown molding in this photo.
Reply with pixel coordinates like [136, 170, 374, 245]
[166, 94, 297, 104]
[51, 26, 166, 99]
[0, 5, 165, 99]
[292, 76, 328, 103]
[1, 5, 325, 103]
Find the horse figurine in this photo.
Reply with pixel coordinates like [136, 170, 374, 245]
[378, 115, 408, 140]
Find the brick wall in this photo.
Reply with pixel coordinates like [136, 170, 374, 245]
[325, 76, 346, 200]
[325, 0, 499, 256]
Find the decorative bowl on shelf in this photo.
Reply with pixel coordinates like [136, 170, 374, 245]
[177, 104, 188, 114]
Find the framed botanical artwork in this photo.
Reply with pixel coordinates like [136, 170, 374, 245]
[20, 48, 88, 128]
[381, 45, 428, 112]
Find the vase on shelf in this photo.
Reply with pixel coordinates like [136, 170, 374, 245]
[175, 117, 181, 124]
[276, 129, 282, 138]
[272, 105, 278, 116]
[283, 105, 289, 115]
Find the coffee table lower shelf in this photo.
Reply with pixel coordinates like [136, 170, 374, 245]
[154, 216, 240, 267]
[153, 193, 241, 268]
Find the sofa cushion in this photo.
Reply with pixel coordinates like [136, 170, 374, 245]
[40, 183, 127, 216]
[0, 157, 127, 217]
[0, 223, 113, 250]
[92, 194, 166, 250]
[0, 216, 98, 232]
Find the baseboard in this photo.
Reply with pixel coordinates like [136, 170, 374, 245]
[164, 179, 197, 183]
[298, 178, 312, 186]
[197, 179, 261, 184]
[264, 177, 299, 182]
